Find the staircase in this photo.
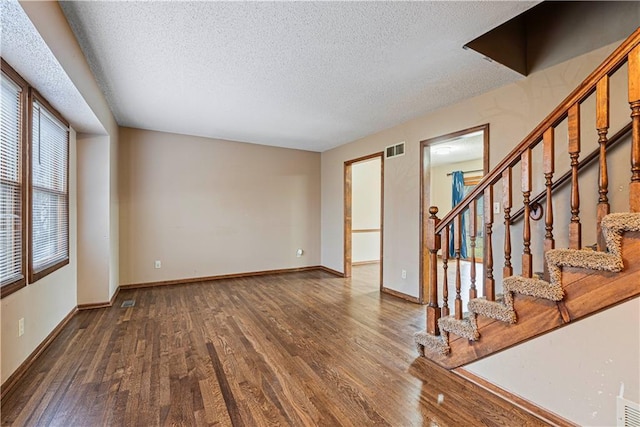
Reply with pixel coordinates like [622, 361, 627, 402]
[415, 27, 640, 370]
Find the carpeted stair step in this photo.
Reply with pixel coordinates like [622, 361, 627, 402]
[438, 313, 479, 341]
[503, 275, 564, 301]
[542, 213, 640, 284]
[467, 295, 516, 324]
[414, 330, 450, 356]
[545, 249, 622, 281]
[602, 213, 640, 258]
[413, 213, 640, 360]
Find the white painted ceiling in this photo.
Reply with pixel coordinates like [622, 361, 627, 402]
[59, 1, 537, 152]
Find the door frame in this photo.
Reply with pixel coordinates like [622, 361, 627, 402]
[343, 152, 384, 288]
[419, 124, 489, 303]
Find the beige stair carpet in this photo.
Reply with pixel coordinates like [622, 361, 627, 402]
[414, 212, 640, 358]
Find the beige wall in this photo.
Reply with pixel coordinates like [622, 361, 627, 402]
[1, 1, 120, 383]
[352, 158, 381, 263]
[321, 40, 626, 298]
[109, 133, 119, 297]
[77, 135, 111, 304]
[21, 1, 120, 306]
[1, 130, 78, 384]
[119, 127, 321, 285]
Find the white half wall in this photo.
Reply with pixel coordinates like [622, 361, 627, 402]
[466, 298, 640, 426]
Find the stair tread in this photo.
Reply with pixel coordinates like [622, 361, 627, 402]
[438, 314, 479, 341]
[414, 330, 449, 356]
[503, 275, 564, 301]
[546, 249, 622, 272]
[467, 297, 516, 324]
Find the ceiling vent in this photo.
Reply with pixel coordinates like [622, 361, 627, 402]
[386, 142, 405, 159]
[617, 396, 640, 427]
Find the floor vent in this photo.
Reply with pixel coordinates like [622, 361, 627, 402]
[121, 300, 135, 308]
[617, 396, 640, 427]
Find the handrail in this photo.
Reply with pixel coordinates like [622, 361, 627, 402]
[511, 122, 633, 222]
[435, 26, 640, 234]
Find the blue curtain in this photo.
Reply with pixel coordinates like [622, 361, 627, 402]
[449, 171, 468, 258]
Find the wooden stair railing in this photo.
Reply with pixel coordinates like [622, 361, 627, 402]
[424, 27, 640, 341]
[510, 122, 633, 223]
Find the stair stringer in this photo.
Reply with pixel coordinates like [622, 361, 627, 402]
[418, 230, 640, 370]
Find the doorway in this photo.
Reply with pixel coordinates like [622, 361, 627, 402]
[420, 125, 489, 301]
[344, 153, 383, 288]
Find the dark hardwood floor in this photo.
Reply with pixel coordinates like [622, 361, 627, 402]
[1, 265, 548, 426]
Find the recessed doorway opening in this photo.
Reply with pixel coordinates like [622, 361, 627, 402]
[420, 124, 489, 305]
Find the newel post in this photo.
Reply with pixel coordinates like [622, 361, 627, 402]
[426, 206, 441, 335]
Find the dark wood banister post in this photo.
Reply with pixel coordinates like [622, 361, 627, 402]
[469, 200, 477, 300]
[426, 206, 441, 335]
[543, 128, 555, 281]
[568, 104, 582, 249]
[454, 215, 463, 320]
[483, 186, 495, 301]
[502, 169, 513, 279]
[596, 76, 610, 250]
[521, 148, 533, 278]
[629, 45, 640, 212]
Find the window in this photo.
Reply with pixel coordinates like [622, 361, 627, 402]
[0, 69, 26, 296]
[1, 59, 70, 298]
[29, 93, 69, 282]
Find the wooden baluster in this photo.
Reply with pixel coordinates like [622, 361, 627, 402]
[502, 168, 513, 279]
[596, 76, 610, 250]
[522, 148, 533, 278]
[542, 129, 555, 281]
[629, 45, 640, 212]
[484, 186, 495, 301]
[543, 128, 555, 254]
[441, 224, 450, 318]
[454, 215, 463, 320]
[469, 200, 477, 300]
[568, 104, 582, 248]
[426, 207, 441, 335]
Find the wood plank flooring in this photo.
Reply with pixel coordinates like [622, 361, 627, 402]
[1, 265, 549, 426]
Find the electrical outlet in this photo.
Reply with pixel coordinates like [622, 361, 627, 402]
[18, 318, 24, 337]
[155, 260, 161, 269]
[493, 202, 501, 214]
[401, 269, 407, 279]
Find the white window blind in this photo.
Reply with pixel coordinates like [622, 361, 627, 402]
[31, 100, 68, 274]
[0, 74, 23, 287]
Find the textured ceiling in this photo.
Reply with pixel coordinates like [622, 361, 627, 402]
[1, 0, 104, 134]
[60, 1, 537, 152]
[430, 132, 485, 167]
